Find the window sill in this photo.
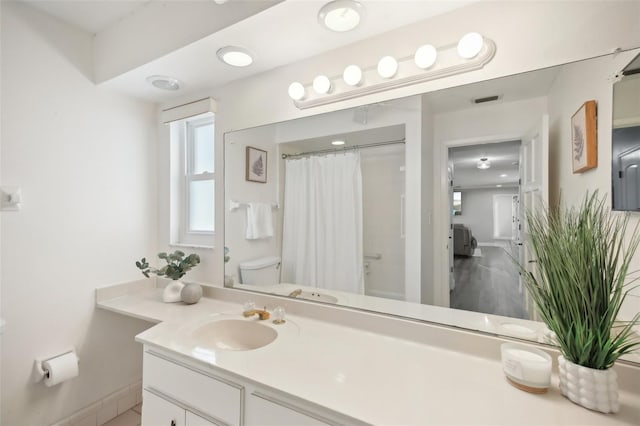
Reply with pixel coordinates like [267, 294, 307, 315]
[169, 243, 215, 250]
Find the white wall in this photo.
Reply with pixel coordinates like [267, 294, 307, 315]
[452, 188, 518, 244]
[1, 3, 157, 424]
[361, 145, 405, 300]
[547, 49, 640, 325]
[224, 125, 281, 283]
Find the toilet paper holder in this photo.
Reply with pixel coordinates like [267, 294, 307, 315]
[32, 348, 78, 383]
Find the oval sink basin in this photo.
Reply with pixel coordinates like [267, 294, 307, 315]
[191, 319, 277, 351]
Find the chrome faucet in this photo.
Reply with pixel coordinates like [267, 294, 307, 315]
[243, 307, 270, 320]
[288, 289, 302, 298]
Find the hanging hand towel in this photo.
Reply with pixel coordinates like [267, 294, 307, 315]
[246, 202, 274, 240]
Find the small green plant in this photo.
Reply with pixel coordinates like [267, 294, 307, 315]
[224, 246, 230, 263]
[519, 191, 640, 369]
[136, 250, 200, 281]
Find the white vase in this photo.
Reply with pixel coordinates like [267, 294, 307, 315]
[162, 281, 184, 303]
[558, 355, 619, 414]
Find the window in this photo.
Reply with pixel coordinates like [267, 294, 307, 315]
[452, 191, 462, 215]
[170, 113, 215, 247]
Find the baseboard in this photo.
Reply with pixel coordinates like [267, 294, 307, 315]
[477, 241, 509, 248]
[51, 379, 142, 426]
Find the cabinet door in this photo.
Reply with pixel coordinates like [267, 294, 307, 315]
[142, 390, 186, 426]
[246, 393, 331, 426]
[186, 411, 218, 426]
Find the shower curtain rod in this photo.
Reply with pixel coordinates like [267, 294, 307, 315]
[281, 138, 405, 159]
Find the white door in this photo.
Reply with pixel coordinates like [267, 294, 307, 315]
[493, 194, 515, 240]
[511, 195, 520, 241]
[447, 164, 455, 292]
[519, 115, 549, 319]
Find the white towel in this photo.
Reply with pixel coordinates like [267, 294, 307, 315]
[246, 202, 274, 239]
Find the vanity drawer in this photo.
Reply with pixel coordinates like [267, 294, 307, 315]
[144, 351, 243, 426]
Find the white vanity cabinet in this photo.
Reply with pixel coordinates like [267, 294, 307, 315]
[142, 346, 362, 426]
[142, 390, 218, 426]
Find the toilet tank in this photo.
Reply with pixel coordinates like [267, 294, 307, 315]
[239, 256, 281, 286]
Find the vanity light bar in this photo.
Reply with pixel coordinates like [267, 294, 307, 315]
[289, 33, 496, 110]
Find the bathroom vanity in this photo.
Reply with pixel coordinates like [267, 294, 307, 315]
[97, 282, 640, 426]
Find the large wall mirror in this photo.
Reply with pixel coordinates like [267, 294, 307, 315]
[612, 53, 640, 210]
[224, 50, 640, 364]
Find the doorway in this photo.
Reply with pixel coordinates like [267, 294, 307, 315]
[447, 140, 528, 319]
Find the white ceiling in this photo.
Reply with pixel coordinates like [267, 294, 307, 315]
[20, 0, 479, 102]
[23, 0, 150, 34]
[449, 140, 521, 188]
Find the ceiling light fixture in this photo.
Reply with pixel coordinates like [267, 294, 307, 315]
[476, 157, 491, 169]
[288, 33, 495, 109]
[216, 46, 254, 67]
[500, 174, 508, 178]
[331, 140, 346, 146]
[318, 0, 364, 32]
[146, 75, 181, 91]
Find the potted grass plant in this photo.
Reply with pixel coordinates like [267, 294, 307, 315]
[520, 192, 640, 413]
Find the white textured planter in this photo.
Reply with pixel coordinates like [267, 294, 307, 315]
[558, 355, 619, 414]
[162, 281, 184, 303]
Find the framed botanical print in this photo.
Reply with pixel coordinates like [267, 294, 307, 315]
[571, 100, 597, 173]
[246, 146, 267, 183]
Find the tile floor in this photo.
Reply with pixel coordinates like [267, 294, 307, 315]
[103, 404, 142, 426]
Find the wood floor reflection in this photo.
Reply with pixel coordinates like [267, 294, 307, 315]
[451, 245, 528, 319]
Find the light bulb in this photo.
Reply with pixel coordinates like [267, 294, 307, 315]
[288, 82, 306, 101]
[343, 65, 363, 86]
[457, 32, 484, 59]
[414, 44, 437, 69]
[313, 75, 332, 94]
[377, 56, 398, 79]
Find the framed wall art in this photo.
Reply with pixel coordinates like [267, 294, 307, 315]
[246, 146, 267, 183]
[571, 100, 597, 173]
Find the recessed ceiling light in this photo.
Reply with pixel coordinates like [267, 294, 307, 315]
[216, 46, 253, 67]
[318, 0, 364, 32]
[500, 174, 508, 178]
[331, 140, 346, 146]
[146, 75, 181, 91]
[496, 184, 503, 188]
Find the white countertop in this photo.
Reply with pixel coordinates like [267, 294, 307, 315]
[97, 285, 640, 426]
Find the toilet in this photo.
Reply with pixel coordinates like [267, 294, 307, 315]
[238, 256, 281, 286]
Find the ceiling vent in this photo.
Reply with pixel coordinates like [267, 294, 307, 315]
[472, 95, 501, 104]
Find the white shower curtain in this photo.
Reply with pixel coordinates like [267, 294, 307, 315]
[281, 152, 364, 294]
